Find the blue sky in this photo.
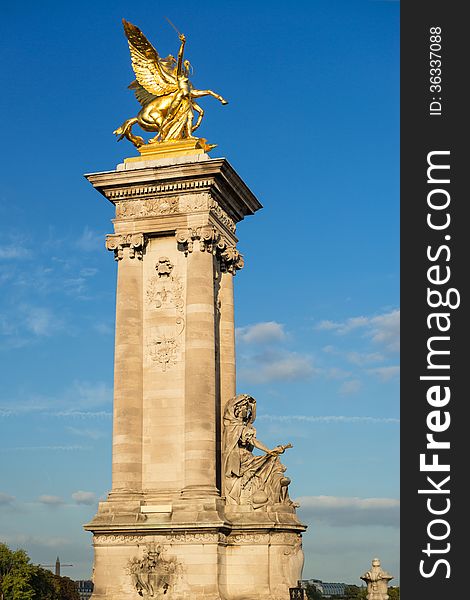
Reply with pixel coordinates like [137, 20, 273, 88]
[0, 0, 399, 586]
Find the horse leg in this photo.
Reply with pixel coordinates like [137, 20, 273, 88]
[138, 106, 165, 144]
[113, 118, 136, 140]
[191, 103, 204, 134]
[113, 117, 145, 148]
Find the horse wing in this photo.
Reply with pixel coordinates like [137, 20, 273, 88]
[128, 80, 158, 107]
[123, 19, 178, 97]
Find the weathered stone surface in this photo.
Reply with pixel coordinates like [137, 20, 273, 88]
[84, 156, 306, 600]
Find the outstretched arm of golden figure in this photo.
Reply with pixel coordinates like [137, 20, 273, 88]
[191, 88, 228, 104]
[176, 33, 186, 76]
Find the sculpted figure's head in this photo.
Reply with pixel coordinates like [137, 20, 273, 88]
[225, 393, 256, 423]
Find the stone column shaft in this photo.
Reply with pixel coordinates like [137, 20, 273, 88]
[112, 247, 143, 492]
[182, 248, 219, 497]
[219, 271, 236, 411]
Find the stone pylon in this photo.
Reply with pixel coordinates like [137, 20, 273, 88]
[84, 151, 306, 600]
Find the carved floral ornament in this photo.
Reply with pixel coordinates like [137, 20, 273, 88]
[112, 193, 236, 234]
[176, 226, 244, 274]
[146, 257, 185, 372]
[155, 257, 173, 277]
[94, 532, 224, 545]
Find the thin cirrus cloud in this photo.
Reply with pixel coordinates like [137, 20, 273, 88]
[296, 495, 400, 528]
[74, 226, 105, 252]
[0, 380, 113, 417]
[345, 351, 385, 366]
[0, 533, 71, 548]
[317, 309, 400, 353]
[236, 321, 286, 344]
[0, 445, 91, 452]
[366, 366, 400, 381]
[38, 495, 65, 506]
[23, 306, 61, 336]
[258, 415, 399, 424]
[0, 305, 66, 347]
[0, 247, 31, 259]
[66, 426, 107, 440]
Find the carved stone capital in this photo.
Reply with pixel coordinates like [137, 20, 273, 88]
[106, 233, 146, 260]
[198, 226, 220, 253]
[218, 243, 244, 275]
[176, 228, 243, 274]
[176, 226, 219, 254]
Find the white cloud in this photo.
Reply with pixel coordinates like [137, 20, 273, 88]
[0, 492, 15, 505]
[366, 366, 400, 381]
[236, 321, 286, 344]
[296, 495, 400, 527]
[72, 491, 97, 505]
[367, 310, 400, 352]
[316, 309, 400, 353]
[38, 495, 65, 506]
[317, 316, 369, 333]
[339, 379, 362, 395]
[239, 350, 315, 384]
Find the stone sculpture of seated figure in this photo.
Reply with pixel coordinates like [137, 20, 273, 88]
[222, 394, 296, 509]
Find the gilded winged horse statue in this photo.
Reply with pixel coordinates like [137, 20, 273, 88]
[114, 20, 228, 148]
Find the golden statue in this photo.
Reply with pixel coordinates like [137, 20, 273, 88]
[114, 19, 228, 150]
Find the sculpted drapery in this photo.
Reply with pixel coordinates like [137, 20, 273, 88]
[222, 394, 296, 508]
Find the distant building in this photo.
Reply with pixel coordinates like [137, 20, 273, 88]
[322, 582, 348, 597]
[75, 580, 94, 600]
[301, 579, 349, 598]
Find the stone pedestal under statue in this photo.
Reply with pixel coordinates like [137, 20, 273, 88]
[84, 151, 306, 600]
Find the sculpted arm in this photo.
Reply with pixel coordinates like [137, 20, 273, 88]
[177, 34, 186, 76]
[251, 437, 272, 454]
[251, 437, 292, 456]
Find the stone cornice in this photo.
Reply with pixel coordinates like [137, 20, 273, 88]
[85, 158, 262, 223]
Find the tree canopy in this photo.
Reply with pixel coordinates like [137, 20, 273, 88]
[0, 544, 79, 600]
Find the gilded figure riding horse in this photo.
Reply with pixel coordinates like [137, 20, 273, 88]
[114, 20, 228, 148]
